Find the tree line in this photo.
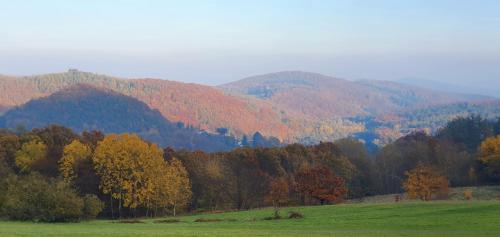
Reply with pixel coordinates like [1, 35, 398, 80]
[0, 115, 499, 222]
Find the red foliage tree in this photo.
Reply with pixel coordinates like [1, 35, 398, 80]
[295, 166, 347, 205]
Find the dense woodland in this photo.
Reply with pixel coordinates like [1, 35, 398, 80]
[2, 71, 498, 146]
[0, 115, 499, 222]
[0, 85, 240, 152]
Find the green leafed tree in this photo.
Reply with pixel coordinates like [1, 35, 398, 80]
[15, 139, 47, 173]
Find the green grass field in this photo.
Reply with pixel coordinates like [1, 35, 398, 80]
[1, 201, 500, 237]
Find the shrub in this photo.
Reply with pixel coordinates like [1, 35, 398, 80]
[1, 173, 98, 222]
[118, 219, 144, 224]
[154, 219, 181, 223]
[194, 218, 223, 222]
[288, 211, 304, 219]
[262, 211, 283, 221]
[394, 195, 401, 202]
[49, 181, 85, 222]
[464, 189, 473, 200]
[83, 194, 104, 219]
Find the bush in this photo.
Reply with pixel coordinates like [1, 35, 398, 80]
[0, 173, 100, 222]
[262, 210, 284, 221]
[83, 194, 104, 219]
[464, 189, 473, 200]
[194, 218, 223, 222]
[288, 211, 304, 219]
[154, 219, 181, 223]
[117, 219, 144, 224]
[49, 181, 85, 222]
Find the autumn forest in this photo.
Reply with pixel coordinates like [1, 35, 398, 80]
[2, 1, 500, 236]
[1, 114, 499, 222]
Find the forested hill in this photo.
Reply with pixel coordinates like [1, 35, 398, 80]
[0, 84, 239, 152]
[396, 100, 500, 132]
[0, 70, 292, 140]
[0, 70, 496, 146]
[220, 71, 489, 119]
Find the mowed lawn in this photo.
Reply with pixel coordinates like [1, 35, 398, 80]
[1, 201, 500, 237]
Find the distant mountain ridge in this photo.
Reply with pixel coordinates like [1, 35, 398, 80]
[0, 84, 238, 152]
[220, 71, 489, 119]
[0, 70, 292, 140]
[0, 70, 496, 146]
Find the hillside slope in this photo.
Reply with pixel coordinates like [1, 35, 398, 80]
[1, 70, 494, 145]
[0, 70, 291, 139]
[395, 100, 500, 131]
[220, 71, 488, 119]
[0, 84, 238, 152]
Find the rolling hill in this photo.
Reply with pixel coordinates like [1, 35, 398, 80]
[0, 70, 496, 146]
[0, 70, 292, 140]
[0, 84, 238, 152]
[395, 100, 500, 131]
[220, 71, 488, 119]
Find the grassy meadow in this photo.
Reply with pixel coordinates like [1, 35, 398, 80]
[1, 201, 500, 237]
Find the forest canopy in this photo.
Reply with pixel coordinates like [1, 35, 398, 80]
[0, 115, 499, 221]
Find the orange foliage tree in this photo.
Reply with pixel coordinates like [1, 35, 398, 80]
[403, 165, 449, 201]
[265, 177, 290, 211]
[295, 166, 347, 205]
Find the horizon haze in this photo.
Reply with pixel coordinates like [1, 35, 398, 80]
[1, 0, 499, 94]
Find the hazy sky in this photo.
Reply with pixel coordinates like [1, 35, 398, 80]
[1, 0, 499, 88]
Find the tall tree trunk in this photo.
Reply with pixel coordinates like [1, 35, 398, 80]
[118, 197, 122, 219]
[110, 195, 114, 219]
[173, 203, 177, 217]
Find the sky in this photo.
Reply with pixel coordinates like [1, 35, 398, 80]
[1, 0, 499, 91]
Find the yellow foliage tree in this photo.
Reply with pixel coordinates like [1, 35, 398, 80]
[92, 134, 164, 217]
[479, 135, 500, 162]
[478, 135, 500, 182]
[403, 165, 449, 201]
[147, 161, 171, 216]
[165, 158, 191, 216]
[59, 140, 92, 183]
[15, 139, 47, 173]
[145, 157, 191, 217]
